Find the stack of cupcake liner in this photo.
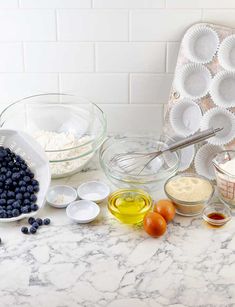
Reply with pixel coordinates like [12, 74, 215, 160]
[163, 22, 235, 179]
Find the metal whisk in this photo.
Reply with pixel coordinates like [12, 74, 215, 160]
[110, 127, 223, 175]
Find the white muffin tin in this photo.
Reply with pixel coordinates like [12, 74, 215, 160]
[163, 23, 235, 178]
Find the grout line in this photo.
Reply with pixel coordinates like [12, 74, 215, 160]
[91, 0, 94, 8]
[128, 73, 130, 104]
[21, 42, 25, 72]
[57, 73, 61, 92]
[128, 10, 131, 41]
[94, 43, 96, 72]
[55, 10, 58, 41]
[165, 42, 168, 73]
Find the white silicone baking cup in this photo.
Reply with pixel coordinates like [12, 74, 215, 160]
[175, 63, 212, 99]
[210, 71, 235, 108]
[200, 107, 235, 146]
[218, 34, 235, 72]
[169, 99, 203, 136]
[167, 136, 195, 172]
[194, 143, 223, 180]
[183, 25, 219, 64]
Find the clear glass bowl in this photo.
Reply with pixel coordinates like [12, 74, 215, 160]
[164, 173, 214, 216]
[99, 136, 179, 192]
[202, 202, 232, 226]
[0, 94, 107, 178]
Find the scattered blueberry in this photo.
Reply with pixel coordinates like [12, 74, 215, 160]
[43, 218, 50, 225]
[30, 226, 37, 234]
[32, 222, 39, 229]
[21, 206, 28, 214]
[28, 217, 35, 225]
[21, 226, 28, 234]
[36, 218, 42, 226]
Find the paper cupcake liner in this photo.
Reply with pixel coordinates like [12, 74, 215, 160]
[194, 143, 223, 180]
[175, 63, 212, 100]
[200, 107, 235, 146]
[183, 25, 219, 64]
[218, 34, 235, 72]
[169, 99, 202, 136]
[210, 71, 235, 108]
[167, 136, 195, 172]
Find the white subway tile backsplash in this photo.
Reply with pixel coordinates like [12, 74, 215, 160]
[96, 43, 165, 72]
[203, 10, 235, 28]
[99, 104, 163, 133]
[167, 42, 180, 73]
[0, 10, 56, 41]
[0, 43, 23, 72]
[167, 0, 235, 8]
[20, 0, 91, 8]
[130, 74, 173, 104]
[93, 0, 165, 8]
[130, 9, 201, 41]
[24, 43, 94, 72]
[0, 74, 58, 112]
[57, 10, 128, 41]
[60, 73, 128, 103]
[0, 0, 18, 8]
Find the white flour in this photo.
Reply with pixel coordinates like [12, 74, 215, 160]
[219, 158, 235, 176]
[33, 130, 93, 176]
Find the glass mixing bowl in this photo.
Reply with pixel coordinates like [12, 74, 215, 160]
[99, 136, 180, 192]
[0, 94, 107, 178]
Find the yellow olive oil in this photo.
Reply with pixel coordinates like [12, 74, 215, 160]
[108, 189, 152, 224]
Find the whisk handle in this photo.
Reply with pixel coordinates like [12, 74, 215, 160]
[164, 127, 222, 153]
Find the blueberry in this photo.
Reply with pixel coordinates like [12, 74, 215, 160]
[0, 192, 6, 199]
[0, 167, 7, 173]
[7, 211, 13, 218]
[12, 201, 20, 209]
[30, 226, 37, 234]
[12, 209, 20, 217]
[27, 186, 34, 193]
[15, 193, 23, 200]
[5, 178, 12, 186]
[30, 194, 37, 202]
[18, 181, 26, 187]
[32, 222, 39, 229]
[23, 176, 31, 183]
[15, 187, 20, 193]
[7, 199, 14, 206]
[33, 185, 39, 193]
[0, 199, 6, 206]
[24, 192, 30, 199]
[6, 170, 12, 178]
[23, 199, 31, 206]
[31, 179, 39, 186]
[28, 217, 35, 225]
[12, 173, 20, 180]
[6, 205, 13, 211]
[31, 204, 38, 211]
[35, 218, 42, 226]
[21, 226, 28, 234]
[7, 191, 15, 198]
[21, 207, 28, 214]
[43, 218, 50, 225]
[0, 174, 6, 182]
[20, 186, 27, 193]
[26, 205, 31, 213]
[19, 170, 25, 176]
[1, 212, 7, 218]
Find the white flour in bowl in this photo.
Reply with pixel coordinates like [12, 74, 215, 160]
[33, 130, 93, 177]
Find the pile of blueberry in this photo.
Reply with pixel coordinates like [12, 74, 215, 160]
[0, 146, 39, 219]
[21, 217, 50, 234]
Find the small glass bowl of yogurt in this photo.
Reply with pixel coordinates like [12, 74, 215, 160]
[164, 173, 214, 216]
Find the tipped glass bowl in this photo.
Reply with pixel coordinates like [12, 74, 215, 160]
[99, 136, 180, 192]
[0, 94, 107, 178]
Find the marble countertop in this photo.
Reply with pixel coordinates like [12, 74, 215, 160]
[1, 156, 235, 307]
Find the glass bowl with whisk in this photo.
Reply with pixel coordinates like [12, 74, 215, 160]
[99, 136, 180, 192]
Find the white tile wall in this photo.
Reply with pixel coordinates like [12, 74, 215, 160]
[0, 2, 235, 132]
[96, 43, 165, 72]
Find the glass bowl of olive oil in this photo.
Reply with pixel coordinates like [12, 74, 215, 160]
[108, 189, 152, 224]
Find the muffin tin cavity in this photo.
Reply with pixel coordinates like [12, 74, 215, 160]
[183, 25, 219, 64]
